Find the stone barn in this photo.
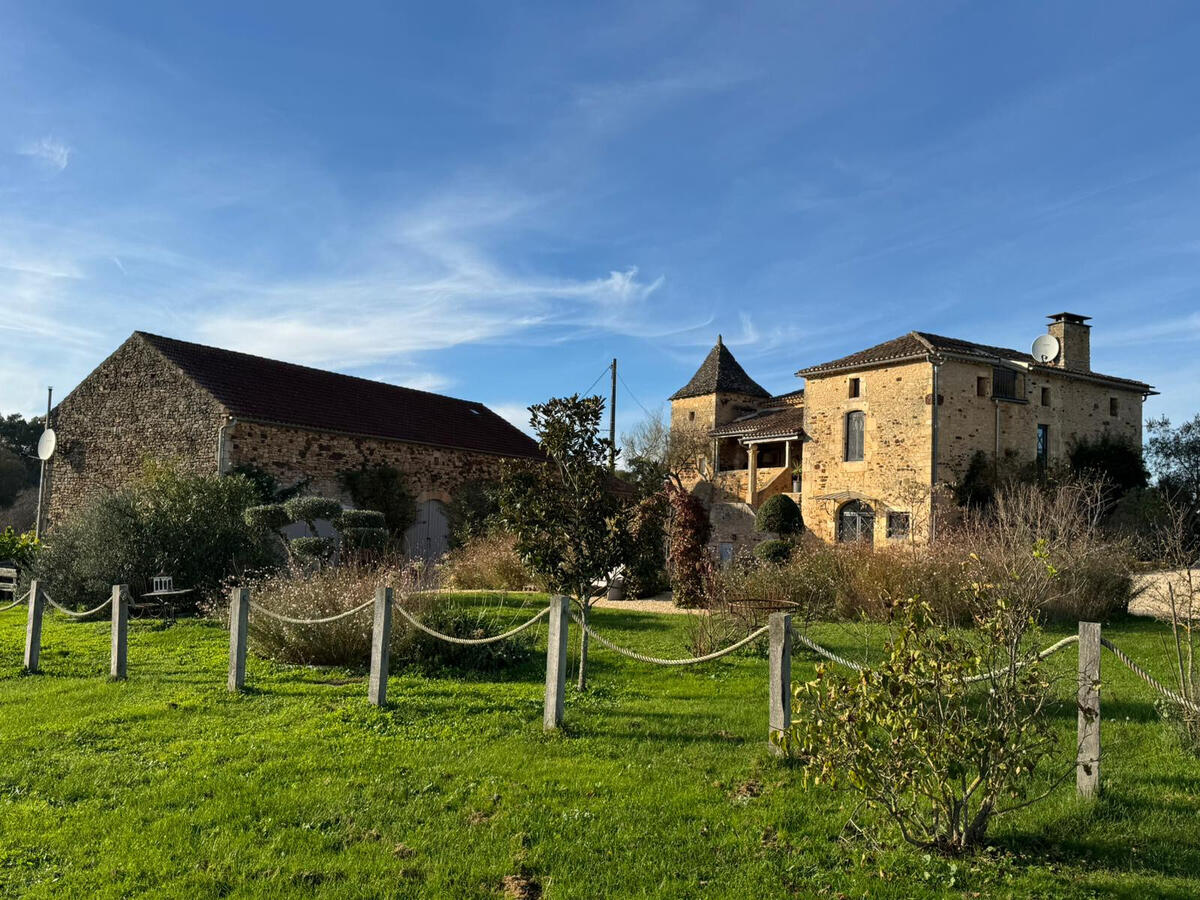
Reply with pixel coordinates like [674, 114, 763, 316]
[45, 332, 543, 558]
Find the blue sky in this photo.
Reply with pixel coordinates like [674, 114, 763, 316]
[3, 1, 1199, 440]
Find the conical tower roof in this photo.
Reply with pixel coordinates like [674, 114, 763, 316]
[669, 336, 770, 401]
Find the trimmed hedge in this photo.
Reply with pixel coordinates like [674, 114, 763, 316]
[755, 494, 803, 536]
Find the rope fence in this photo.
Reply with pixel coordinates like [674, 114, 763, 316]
[1101, 636, 1200, 715]
[395, 602, 550, 646]
[0, 589, 29, 613]
[249, 598, 374, 626]
[11, 580, 1200, 800]
[42, 588, 117, 619]
[570, 609, 768, 666]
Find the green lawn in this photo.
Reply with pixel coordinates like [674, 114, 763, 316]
[1, 597, 1198, 899]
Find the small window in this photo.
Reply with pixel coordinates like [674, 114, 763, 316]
[688, 410, 696, 422]
[993, 366, 1020, 400]
[1037, 424, 1049, 472]
[1041, 387, 1050, 406]
[848, 377, 861, 398]
[887, 512, 911, 540]
[976, 376, 988, 397]
[1109, 397, 1118, 417]
[844, 411, 865, 462]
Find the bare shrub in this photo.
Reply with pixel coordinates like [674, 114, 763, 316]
[955, 480, 1134, 622]
[439, 532, 542, 592]
[232, 562, 537, 671]
[1143, 499, 1200, 752]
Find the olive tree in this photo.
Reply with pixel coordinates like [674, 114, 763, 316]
[496, 394, 631, 690]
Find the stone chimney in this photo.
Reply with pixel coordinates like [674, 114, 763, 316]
[1046, 312, 1091, 371]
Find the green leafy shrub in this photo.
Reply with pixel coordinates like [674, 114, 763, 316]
[755, 493, 803, 536]
[440, 532, 541, 592]
[625, 492, 669, 598]
[1068, 433, 1148, 496]
[753, 539, 792, 565]
[34, 463, 276, 609]
[446, 479, 499, 549]
[777, 597, 1061, 854]
[0, 527, 38, 569]
[339, 465, 417, 536]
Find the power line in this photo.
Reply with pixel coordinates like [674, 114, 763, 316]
[580, 364, 610, 398]
[617, 370, 657, 419]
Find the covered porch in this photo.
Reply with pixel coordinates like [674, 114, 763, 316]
[708, 406, 804, 506]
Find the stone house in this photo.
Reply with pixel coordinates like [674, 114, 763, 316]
[670, 313, 1155, 555]
[46, 332, 543, 558]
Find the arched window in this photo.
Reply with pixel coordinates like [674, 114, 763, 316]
[837, 500, 874, 544]
[844, 411, 865, 462]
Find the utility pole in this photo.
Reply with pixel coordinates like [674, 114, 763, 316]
[33, 387, 52, 542]
[608, 358, 617, 472]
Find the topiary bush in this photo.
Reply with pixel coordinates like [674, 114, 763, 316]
[753, 539, 792, 565]
[244, 504, 291, 532]
[339, 465, 417, 537]
[755, 494, 803, 537]
[339, 527, 389, 553]
[290, 536, 335, 562]
[284, 496, 344, 532]
[335, 509, 387, 531]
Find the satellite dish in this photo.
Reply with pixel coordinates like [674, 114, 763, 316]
[37, 429, 57, 461]
[1032, 334, 1060, 364]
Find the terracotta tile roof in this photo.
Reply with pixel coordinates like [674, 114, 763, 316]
[670, 338, 770, 401]
[798, 330, 1153, 391]
[710, 405, 805, 440]
[137, 332, 544, 459]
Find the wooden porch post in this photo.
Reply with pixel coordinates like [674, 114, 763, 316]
[748, 443, 758, 505]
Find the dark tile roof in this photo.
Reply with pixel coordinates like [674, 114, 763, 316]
[137, 332, 544, 459]
[798, 330, 1153, 391]
[796, 333, 931, 376]
[670, 338, 770, 401]
[710, 405, 805, 440]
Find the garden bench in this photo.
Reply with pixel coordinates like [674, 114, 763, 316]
[0, 564, 17, 602]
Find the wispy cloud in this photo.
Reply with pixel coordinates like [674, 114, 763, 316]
[18, 136, 71, 171]
[190, 187, 672, 368]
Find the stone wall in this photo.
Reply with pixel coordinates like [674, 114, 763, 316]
[225, 421, 517, 506]
[46, 334, 227, 526]
[934, 359, 1145, 482]
[800, 360, 935, 545]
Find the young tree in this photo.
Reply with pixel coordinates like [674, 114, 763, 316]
[622, 409, 713, 489]
[1148, 415, 1200, 513]
[496, 394, 631, 690]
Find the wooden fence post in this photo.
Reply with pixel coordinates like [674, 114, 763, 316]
[768, 612, 792, 755]
[1077, 621, 1101, 798]
[23, 579, 43, 673]
[228, 587, 250, 692]
[543, 595, 570, 731]
[110, 585, 129, 680]
[368, 586, 393, 707]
